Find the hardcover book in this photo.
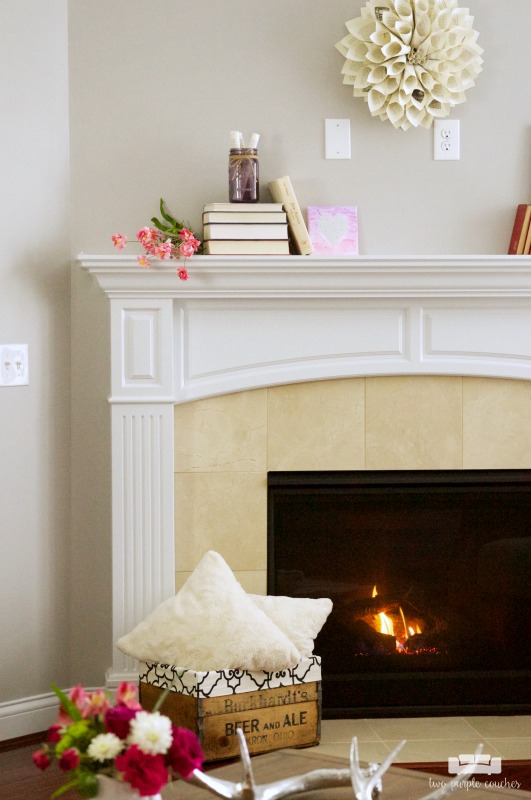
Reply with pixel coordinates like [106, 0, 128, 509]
[508, 204, 531, 254]
[268, 176, 313, 255]
[203, 240, 290, 255]
[203, 211, 287, 223]
[203, 202, 284, 212]
[203, 222, 288, 240]
[524, 219, 531, 255]
[307, 206, 358, 255]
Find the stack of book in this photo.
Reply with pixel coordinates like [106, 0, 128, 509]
[508, 203, 531, 254]
[202, 203, 290, 255]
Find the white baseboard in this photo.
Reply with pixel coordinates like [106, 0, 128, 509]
[0, 674, 140, 742]
[0, 692, 59, 741]
[105, 667, 139, 688]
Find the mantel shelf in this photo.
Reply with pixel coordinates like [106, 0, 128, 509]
[79, 254, 531, 299]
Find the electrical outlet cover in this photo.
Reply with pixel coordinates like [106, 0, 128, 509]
[434, 119, 460, 160]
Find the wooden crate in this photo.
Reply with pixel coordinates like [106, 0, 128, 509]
[138, 658, 322, 762]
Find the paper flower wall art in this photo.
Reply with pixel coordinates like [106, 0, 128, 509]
[336, 0, 483, 131]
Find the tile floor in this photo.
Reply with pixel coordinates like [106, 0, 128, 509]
[303, 716, 531, 764]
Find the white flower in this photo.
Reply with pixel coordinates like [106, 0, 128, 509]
[87, 732, 124, 762]
[128, 711, 173, 755]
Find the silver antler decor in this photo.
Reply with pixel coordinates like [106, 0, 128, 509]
[184, 730, 484, 800]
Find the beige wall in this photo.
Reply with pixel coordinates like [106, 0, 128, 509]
[68, 0, 531, 257]
[174, 376, 531, 589]
[0, 0, 71, 719]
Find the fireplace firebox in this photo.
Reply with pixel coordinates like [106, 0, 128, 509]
[267, 470, 531, 717]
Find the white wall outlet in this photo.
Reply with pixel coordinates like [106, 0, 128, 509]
[434, 119, 460, 160]
[0, 344, 29, 386]
[325, 118, 351, 159]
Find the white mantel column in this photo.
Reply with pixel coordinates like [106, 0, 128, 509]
[106, 297, 176, 686]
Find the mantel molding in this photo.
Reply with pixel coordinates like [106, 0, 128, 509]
[79, 254, 531, 299]
[80, 252, 531, 403]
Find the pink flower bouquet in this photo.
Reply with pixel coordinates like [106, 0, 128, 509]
[112, 199, 201, 281]
[33, 681, 204, 797]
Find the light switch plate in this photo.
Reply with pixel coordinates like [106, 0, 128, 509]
[0, 344, 29, 386]
[325, 118, 351, 159]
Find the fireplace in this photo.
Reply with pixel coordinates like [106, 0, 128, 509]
[80, 253, 531, 690]
[268, 469, 531, 717]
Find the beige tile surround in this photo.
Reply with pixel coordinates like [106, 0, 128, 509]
[174, 376, 531, 589]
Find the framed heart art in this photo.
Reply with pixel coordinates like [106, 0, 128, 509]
[307, 206, 358, 255]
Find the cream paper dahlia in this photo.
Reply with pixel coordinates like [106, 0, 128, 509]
[336, 0, 483, 130]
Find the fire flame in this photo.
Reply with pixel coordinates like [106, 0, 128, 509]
[371, 585, 421, 650]
[372, 585, 395, 636]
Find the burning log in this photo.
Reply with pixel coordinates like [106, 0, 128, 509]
[350, 620, 397, 655]
[344, 595, 401, 618]
[320, 582, 455, 658]
[350, 588, 449, 654]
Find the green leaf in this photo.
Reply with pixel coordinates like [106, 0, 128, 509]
[52, 769, 99, 799]
[77, 771, 100, 798]
[152, 685, 172, 713]
[151, 199, 192, 239]
[51, 777, 80, 798]
[54, 735, 73, 755]
[159, 198, 177, 226]
[67, 720, 92, 744]
[50, 684, 82, 722]
[152, 673, 180, 713]
[150, 216, 171, 232]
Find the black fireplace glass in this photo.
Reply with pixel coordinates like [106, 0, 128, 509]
[267, 470, 531, 717]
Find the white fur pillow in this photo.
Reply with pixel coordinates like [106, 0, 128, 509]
[249, 594, 333, 657]
[117, 551, 301, 671]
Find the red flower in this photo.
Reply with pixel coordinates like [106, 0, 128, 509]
[166, 726, 204, 779]
[105, 705, 138, 739]
[33, 748, 51, 771]
[115, 745, 168, 796]
[47, 723, 62, 742]
[58, 747, 80, 771]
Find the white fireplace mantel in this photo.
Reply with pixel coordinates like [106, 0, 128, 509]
[79, 253, 531, 684]
[82, 252, 531, 297]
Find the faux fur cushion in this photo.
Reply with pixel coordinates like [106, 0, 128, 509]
[117, 551, 301, 671]
[249, 594, 333, 657]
